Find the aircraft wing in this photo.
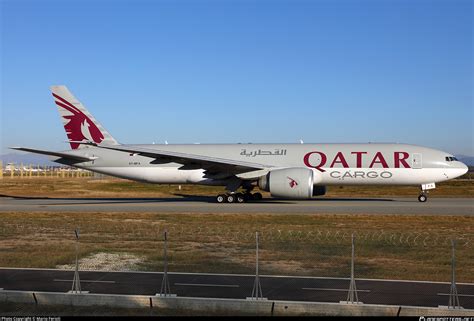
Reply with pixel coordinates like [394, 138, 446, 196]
[10, 147, 96, 163]
[95, 144, 272, 178]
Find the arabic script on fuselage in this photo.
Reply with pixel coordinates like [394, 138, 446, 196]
[240, 149, 287, 157]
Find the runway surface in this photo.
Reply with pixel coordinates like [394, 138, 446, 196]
[0, 196, 472, 215]
[1, 268, 473, 308]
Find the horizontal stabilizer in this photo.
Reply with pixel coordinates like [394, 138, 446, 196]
[10, 147, 96, 162]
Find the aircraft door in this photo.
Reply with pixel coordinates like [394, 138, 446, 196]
[412, 153, 422, 169]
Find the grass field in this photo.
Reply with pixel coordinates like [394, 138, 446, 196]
[0, 212, 472, 283]
[1, 178, 472, 283]
[0, 177, 473, 198]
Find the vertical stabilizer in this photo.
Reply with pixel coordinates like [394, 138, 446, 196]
[50, 85, 119, 149]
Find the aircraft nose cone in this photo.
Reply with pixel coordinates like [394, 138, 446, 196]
[460, 162, 469, 175]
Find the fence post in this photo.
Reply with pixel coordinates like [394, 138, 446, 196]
[448, 239, 461, 309]
[248, 231, 266, 300]
[341, 233, 362, 304]
[157, 230, 176, 297]
[70, 228, 82, 294]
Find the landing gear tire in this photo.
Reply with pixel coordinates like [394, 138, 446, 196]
[235, 193, 246, 203]
[418, 194, 427, 202]
[216, 194, 226, 203]
[253, 192, 263, 201]
[218, 192, 261, 204]
[226, 194, 236, 203]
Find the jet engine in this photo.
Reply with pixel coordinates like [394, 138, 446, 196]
[258, 167, 323, 199]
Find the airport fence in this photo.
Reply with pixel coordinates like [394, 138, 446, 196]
[3, 206, 473, 312]
[144, 225, 473, 283]
[2, 217, 470, 283]
[164, 226, 472, 248]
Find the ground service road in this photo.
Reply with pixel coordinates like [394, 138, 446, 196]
[0, 196, 472, 215]
[0, 268, 473, 308]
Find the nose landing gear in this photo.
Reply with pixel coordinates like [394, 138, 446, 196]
[418, 193, 427, 202]
[418, 183, 435, 203]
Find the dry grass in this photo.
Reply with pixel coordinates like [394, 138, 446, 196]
[0, 212, 472, 283]
[56, 252, 145, 271]
[0, 177, 472, 198]
[0, 177, 222, 198]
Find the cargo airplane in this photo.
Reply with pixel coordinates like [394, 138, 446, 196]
[12, 86, 469, 203]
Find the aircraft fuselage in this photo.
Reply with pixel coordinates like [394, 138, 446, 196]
[61, 143, 468, 186]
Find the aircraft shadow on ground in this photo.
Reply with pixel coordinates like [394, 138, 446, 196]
[1, 193, 395, 204]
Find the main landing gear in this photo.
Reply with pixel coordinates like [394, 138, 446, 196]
[216, 192, 263, 203]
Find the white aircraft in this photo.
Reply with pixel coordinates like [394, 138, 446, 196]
[12, 86, 468, 203]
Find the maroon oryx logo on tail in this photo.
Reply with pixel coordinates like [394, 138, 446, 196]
[287, 177, 298, 188]
[53, 93, 104, 149]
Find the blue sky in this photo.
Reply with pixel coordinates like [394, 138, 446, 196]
[1, 0, 473, 155]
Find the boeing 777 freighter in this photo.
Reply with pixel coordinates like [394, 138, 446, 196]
[12, 86, 468, 203]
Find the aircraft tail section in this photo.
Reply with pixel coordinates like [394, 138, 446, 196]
[50, 85, 119, 149]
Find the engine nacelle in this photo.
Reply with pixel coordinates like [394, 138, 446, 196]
[258, 167, 315, 199]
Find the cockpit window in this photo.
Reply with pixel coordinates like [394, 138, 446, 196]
[445, 156, 458, 162]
